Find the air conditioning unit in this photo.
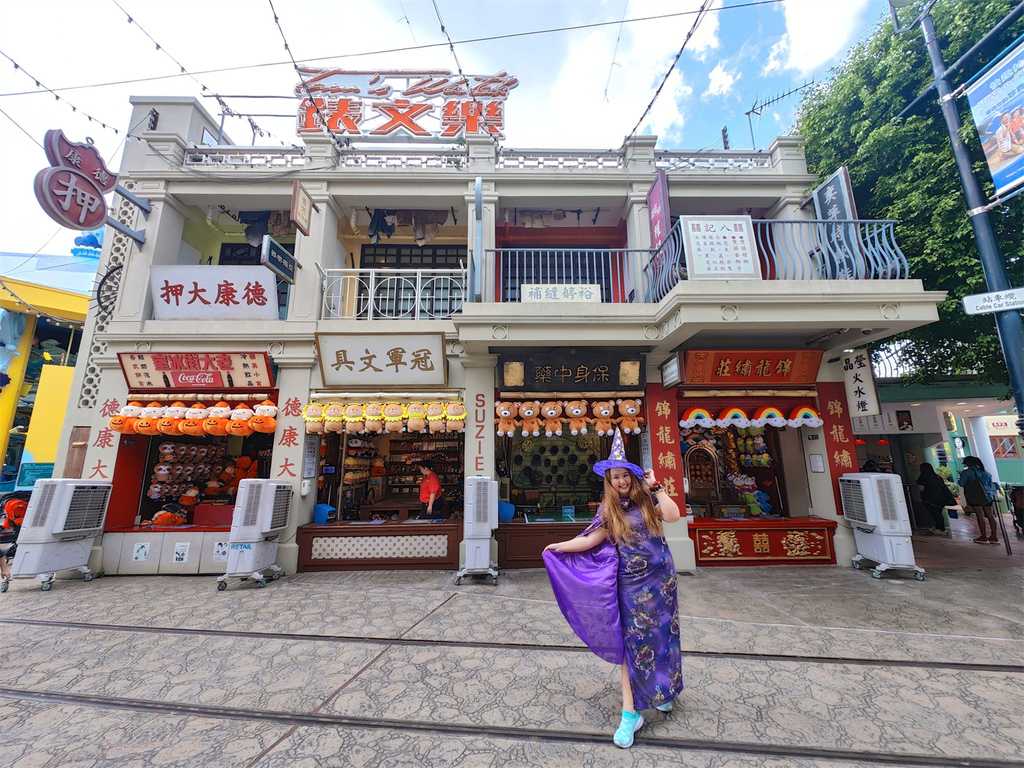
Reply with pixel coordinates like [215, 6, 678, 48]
[839, 473, 924, 580]
[9, 480, 112, 591]
[455, 476, 499, 585]
[216, 480, 292, 591]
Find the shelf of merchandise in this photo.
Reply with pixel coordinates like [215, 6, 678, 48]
[385, 435, 463, 501]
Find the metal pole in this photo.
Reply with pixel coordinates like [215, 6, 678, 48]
[918, 10, 1024, 439]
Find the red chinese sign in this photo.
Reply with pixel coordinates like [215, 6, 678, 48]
[683, 350, 823, 386]
[645, 382, 686, 507]
[295, 69, 519, 141]
[33, 130, 117, 231]
[118, 352, 274, 391]
[817, 382, 858, 514]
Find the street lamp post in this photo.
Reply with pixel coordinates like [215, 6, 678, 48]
[890, 0, 1024, 438]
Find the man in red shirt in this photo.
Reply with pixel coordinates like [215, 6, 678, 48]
[418, 461, 443, 518]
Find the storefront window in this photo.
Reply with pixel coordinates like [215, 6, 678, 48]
[991, 436, 1020, 460]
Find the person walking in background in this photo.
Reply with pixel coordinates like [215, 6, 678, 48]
[542, 429, 683, 749]
[916, 462, 954, 534]
[958, 456, 1000, 544]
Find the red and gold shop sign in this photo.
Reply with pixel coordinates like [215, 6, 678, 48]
[118, 352, 274, 391]
[33, 130, 118, 231]
[689, 519, 837, 565]
[817, 381, 859, 515]
[682, 349, 823, 386]
[645, 383, 685, 505]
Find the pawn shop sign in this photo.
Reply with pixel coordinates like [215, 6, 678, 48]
[34, 130, 118, 231]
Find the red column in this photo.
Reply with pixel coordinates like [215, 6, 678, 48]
[817, 382, 858, 515]
[645, 383, 686, 508]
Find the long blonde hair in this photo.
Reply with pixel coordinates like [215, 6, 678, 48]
[599, 472, 664, 544]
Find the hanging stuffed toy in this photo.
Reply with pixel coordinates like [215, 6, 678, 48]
[226, 404, 255, 437]
[249, 400, 278, 434]
[158, 401, 188, 436]
[110, 401, 144, 434]
[179, 403, 209, 437]
[203, 401, 232, 436]
[134, 402, 166, 436]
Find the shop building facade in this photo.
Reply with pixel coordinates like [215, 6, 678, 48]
[52, 91, 944, 576]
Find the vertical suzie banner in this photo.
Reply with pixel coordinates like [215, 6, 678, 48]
[645, 382, 685, 508]
[818, 382, 858, 516]
[840, 349, 880, 417]
[965, 38, 1024, 197]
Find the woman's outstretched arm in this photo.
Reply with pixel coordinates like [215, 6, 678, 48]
[544, 527, 608, 553]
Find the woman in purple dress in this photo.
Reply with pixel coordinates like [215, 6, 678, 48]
[543, 429, 683, 748]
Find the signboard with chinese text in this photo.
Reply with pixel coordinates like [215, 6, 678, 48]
[33, 129, 117, 232]
[681, 215, 761, 280]
[290, 181, 317, 237]
[260, 235, 298, 284]
[646, 170, 670, 250]
[520, 284, 600, 302]
[962, 286, 1024, 315]
[818, 382, 859, 515]
[499, 348, 644, 394]
[840, 350, 880, 417]
[118, 352, 274, 391]
[965, 38, 1024, 196]
[316, 333, 447, 388]
[682, 350, 822, 386]
[295, 69, 519, 141]
[810, 166, 858, 222]
[646, 382, 685, 507]
[150, 266, 279, 321]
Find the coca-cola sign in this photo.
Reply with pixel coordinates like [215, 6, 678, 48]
[173, 371, 222, 388]
[118, 352, 274, 391]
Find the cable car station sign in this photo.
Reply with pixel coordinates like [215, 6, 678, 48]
[295, 69, 519, 141]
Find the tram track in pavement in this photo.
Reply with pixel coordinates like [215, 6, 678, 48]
[0, 685, 1018, 768]
[1, 615, 1021, 674]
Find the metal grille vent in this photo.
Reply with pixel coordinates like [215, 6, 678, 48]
[269, 486, 291, 530]
[839, 479, 868, 523]
[239, 485, 263, 528]
[472, 481, 490, 525]
[25, 482, 57, 528]
[877, 480, 902, 522]
[61, 486, 112, 531]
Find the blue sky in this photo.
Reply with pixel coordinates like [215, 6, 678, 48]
[1, 0, 893, 257]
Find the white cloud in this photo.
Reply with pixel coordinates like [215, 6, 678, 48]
[763, 0, 874, 76]
[703, 62, 738, 98]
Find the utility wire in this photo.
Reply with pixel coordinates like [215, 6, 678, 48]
[603, 0, 630, 103]
[0, 105, 44, 149]
[0, 49, 121, 135]
[626, 0, 713, 142]
[398, 0, 419, 45]
[109, 0, 274, 141]
[266, 0, 346, 153]
[1, 1, 785, 98]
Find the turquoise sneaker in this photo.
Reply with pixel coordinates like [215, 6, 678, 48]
[613, 709, 644, 748]
[655, 700, 673, 712]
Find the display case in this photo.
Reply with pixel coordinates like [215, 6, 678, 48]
[385, 435, 463, 500]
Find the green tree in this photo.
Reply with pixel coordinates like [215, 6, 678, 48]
[796, 0, 1024, 386]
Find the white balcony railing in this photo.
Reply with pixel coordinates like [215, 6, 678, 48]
[318, 266, 466, 320]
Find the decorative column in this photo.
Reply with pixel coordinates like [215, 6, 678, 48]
[646, 381, 695, 573]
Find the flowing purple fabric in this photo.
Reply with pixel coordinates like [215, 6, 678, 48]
[544, 503, 684, 711]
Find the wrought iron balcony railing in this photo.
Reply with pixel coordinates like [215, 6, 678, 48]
[318, 266, 466, 320]
[485, 248, 652, 303]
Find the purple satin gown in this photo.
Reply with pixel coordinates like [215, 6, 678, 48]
[544, 501, 684, 711]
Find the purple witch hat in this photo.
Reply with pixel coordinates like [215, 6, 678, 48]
[592, 428, 644, 479]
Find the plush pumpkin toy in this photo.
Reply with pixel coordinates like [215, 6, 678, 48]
[494, 401, 519, 437]
[134, 402, 165, 436]
[158, 401, 188, 436]
[179, 403, 209, 437]
[323, 402, 347, 434]
[564, 400, 590, 435]
[226, 404, 255, 437]
[203, 402, 232, 436]
[249, 400, 278, 434]
[203, 478, 223, 497]
[426, 402, 447, 434]
[444, 402, 466, 433]
[590, 401, 617, 436]
[343, 403, 365, 434]
[518, 401, 542, 437]
[179, 485, 201, 506]
[302, 402, 325, 434]
[110, 401, 144, 434]
[363, 402, 384, 434]
[616, 399, 645, 435]
[540, 401, 564, 437]
[383, 402, 406, 434]
[406, 402, 428, 433]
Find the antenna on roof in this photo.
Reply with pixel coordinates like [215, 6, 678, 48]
[745, 79, 814, 150]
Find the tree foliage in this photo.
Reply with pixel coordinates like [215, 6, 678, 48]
[796, 0, 1024, 386]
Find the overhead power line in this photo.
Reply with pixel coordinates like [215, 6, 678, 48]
[1, 1, 785, 98]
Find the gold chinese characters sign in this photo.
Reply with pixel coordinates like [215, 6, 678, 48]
[316, 333, 447, 388]
[498, 348, 644, 394]
[692, 522, 835, 565]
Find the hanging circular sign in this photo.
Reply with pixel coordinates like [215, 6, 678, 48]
[34, 166, 108, 230]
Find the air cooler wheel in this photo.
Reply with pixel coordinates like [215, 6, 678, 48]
[217, 581, 227, 591]
[1, 581, 8, 593]
[272, 572, 281, 581]
[871, 570, 882, 579]
[84, 573, 94, 582]
[256, 579, 267, 588]
[41, 582, 53, 591]
[914, 572, 925, 581]
[852, 560, 862, 570]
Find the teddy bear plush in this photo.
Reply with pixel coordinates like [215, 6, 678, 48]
[363, 402, 385, 434]
[203, 402, 232, 437]
[444, 402, 466, 433]
[540, 401, 564, 437]
[563, 400, 590, 435]
[518, 401, 542, 437]
[302, 402, 325, 434]
[323, 402, 346, 434]
[494, 401, 519, 437]
[405, 402, 428, 433]
[383, 402, 406, 434]
[227, 404, 255, 438]
[157, 442, 178, 462]
[590, 401, 617, 436]
[426, 402, 447, 434]
[341, 403, 364, 434]
[616, 399, 646, 435]
[153, 463, 173, 482]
